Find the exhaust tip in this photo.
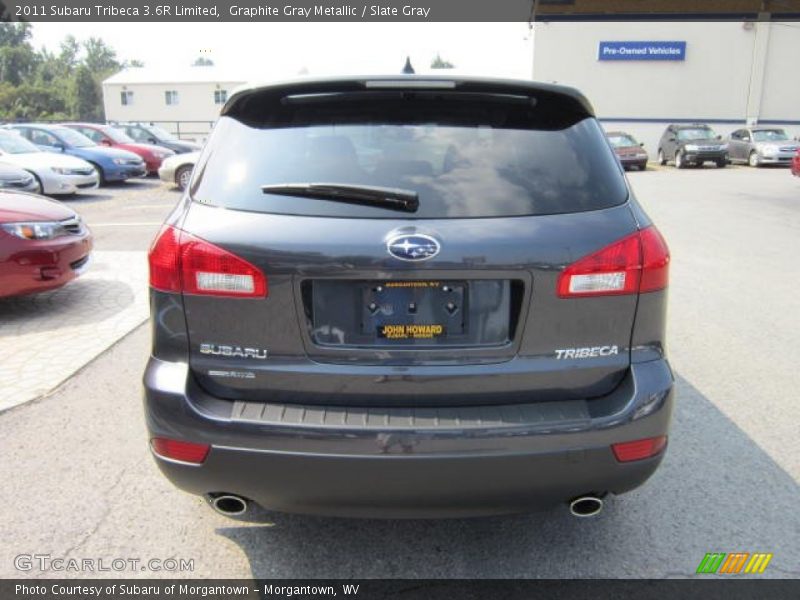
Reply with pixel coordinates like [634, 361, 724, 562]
[569, 495, 604, 518]
[210, 494, 248, 517]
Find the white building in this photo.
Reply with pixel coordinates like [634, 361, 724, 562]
[102, 66, 248, 142]
[531, 20, 800, 154]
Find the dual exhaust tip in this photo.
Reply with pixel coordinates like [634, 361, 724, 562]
[208, 493, 604, 518]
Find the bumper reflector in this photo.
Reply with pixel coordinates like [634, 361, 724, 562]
[611, 436, 667, 462]
[151, 438, 210, 464]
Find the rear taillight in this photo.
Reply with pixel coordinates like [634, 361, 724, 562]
[557, 226, 669, 298]
[148, 225, 267, 298]
[612, 436, 667, 462]
[151, 437, 210, 464]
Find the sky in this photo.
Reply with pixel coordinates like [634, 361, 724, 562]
[30, 22, 535, 79]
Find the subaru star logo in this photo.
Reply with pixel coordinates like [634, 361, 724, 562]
[386, 234, 440, 261]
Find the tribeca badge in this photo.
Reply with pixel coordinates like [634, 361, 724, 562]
[696, 552, 773, 575]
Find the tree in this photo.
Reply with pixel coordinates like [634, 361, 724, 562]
[431, 54, 455, 69]
[126, 59, 145, 68]
[192, 57, 214, 66]
[83, 37, 120, 75]
[0, 23, 37, 85]
[72, 65, 101, 120]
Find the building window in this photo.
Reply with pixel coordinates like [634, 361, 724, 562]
[165, 90, 179, 106]
[120, 91, 133, 106]
[214, 89, 228, 105]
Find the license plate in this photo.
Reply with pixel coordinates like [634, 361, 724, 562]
[362, 280, 466, 341]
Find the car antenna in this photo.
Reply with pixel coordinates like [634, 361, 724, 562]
[402, 56, 415, 74]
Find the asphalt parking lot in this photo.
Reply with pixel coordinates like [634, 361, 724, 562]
[0, 166, 798, 579]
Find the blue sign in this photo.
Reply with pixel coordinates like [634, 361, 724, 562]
[598, 41, 686, 61]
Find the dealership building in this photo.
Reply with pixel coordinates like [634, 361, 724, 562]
[102, 66, 247, 142]
[531, 19, 799, 154]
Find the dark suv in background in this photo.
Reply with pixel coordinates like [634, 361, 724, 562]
[144, 76, 673, 519]
[658, 123, 728, 168]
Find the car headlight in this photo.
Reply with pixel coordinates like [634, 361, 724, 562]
[718, 144, 728, 151]
[1, 221, 61, 240]
[51, 167, 70, 174]
[113, 158, 127, 165]
[684, 144, 699, 152]
[762, 146, 777, 155]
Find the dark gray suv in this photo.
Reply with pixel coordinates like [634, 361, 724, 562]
[144, 76, 673, 519]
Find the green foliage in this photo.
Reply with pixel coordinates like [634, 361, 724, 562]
[0, 24, 137, 122]
[431, 54, 455, 69]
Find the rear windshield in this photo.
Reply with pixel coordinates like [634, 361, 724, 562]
[192, 96, 628, 219]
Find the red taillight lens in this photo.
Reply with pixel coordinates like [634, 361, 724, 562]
[639, 226, 670, 292]
[151, 437, 210, 464]
[148, 225, 182, 293]
[148, 225, 267, 298]
[611, 436, 667, 462]
[557, 226, 669, 298]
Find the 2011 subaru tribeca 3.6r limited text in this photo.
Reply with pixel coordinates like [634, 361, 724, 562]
[144, 76, 673, 519]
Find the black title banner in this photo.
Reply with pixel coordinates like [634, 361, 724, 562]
[3, 0, 800, 22]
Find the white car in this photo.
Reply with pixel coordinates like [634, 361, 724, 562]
[0, 130, 99, 196]
[158, 151, 199, 191]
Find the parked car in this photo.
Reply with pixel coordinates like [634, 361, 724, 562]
[0, 163, 40, 193]
[657, 124, 728, 168]
[158, 151, 198, 191]
[727, 127, 800, 167]
[145, 76, 673, 519]
[5, 124, 146, 184]
[0, 131, 99, 196]
[792, 149, 800, 177]
[62, 123, 175, 174]
[0, 190, 92, 298]
[119, 123, 201, 154]
[606, 131, 648, 170]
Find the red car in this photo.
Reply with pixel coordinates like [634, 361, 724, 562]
[62, 123, 175, 174]
[0, 191, 92, 298]
[792, 149, 800, 177]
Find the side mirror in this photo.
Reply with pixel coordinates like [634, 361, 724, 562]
[100, 139, 112, 146]
[667, 136, 676, 142]
[716, 135, 722, 140]
[54, 143, 65, 152]
[639, 142, 645, 147]
[148, 137, 157, 144]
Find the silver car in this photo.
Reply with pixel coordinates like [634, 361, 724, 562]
[0, 131, 99, 195]
[158, 151, 198, 191]
[728, 127, 800, 167]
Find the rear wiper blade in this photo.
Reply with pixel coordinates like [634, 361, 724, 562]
[261, 183, 419, 213]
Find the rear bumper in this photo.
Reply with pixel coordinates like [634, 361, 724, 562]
[143, 358, 674, 517]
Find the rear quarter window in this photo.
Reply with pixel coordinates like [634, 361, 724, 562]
[192, 94, 628, 219]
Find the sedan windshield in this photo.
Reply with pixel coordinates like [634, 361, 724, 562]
[752, 129, 789, 142]
[53, 127, 96, 148]
[607, 134, 638, 148]
[145, 125, 176, 141]
[0, 132, 41, 154]
[103, 127, 135, 144]
[677, 128, 716, 141]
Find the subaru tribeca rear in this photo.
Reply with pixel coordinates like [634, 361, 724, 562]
[144, 76, 673, 518]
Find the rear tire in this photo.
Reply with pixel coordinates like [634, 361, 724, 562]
[175, 165, 192, 191]
[749, 151, 760, 168]
[657, 149, 666, 165]
[716, 159, 727, 168]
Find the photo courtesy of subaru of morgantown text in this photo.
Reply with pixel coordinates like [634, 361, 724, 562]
[145, 75, 672, 519]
